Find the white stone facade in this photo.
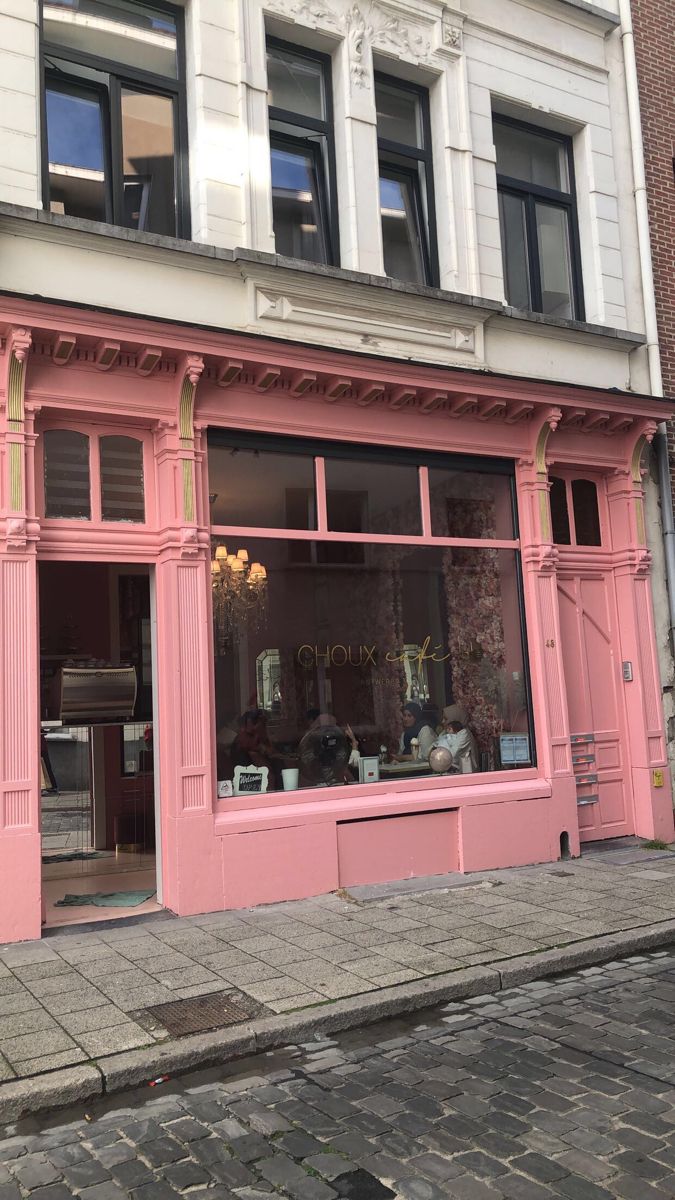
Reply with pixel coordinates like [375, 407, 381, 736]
[0, 0, 652, 388]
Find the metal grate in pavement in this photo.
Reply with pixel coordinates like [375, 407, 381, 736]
[145, 990, 266, 1037]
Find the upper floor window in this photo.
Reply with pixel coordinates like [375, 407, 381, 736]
[266, 39, 338, 266]
[375, 75, 437, 287]
[41, 0, 188, 237]
[494, 116, 583, 321]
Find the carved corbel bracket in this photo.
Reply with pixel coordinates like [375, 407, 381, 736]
[2, 328, 32, 422]
[2, 329, 32, 516]
[532, 406, 562, 476]
[177, 354, 205, 524]
[628, 418, 658, 484]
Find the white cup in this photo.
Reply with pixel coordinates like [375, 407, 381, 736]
[282, 768, 299, 791]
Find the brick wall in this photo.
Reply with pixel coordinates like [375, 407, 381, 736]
[631, 0, 675, 496]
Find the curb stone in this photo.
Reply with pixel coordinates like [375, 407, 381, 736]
[3, 918, 675, 1124]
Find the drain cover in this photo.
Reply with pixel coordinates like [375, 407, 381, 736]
[145, 990, 265, 1037]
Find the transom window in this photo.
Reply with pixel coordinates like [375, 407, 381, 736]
[208, 435, 535, 799]
[41, 0, 188, 236]
[494, 115, 583, 321]
[375, 74, 437, 287]
[42, 428, 146, 523]
[549, 475, 602, 546]
[266, 39, 338, 266]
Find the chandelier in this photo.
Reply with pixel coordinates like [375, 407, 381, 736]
[211, 544, 268, 653]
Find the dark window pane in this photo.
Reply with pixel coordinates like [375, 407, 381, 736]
[549, 476, 571, 544]
[380, 168, 425, 284]
[325, 459, 421, 535]
[494, 121, 569, 190]
[271, 142, 328, 264]
[429, 468, 514, 539]
[44, 429, 91, 519]
[267, 45, 325, 120]
[498, 191, 531, 311]
[536, 202, 574, 318]
[46, 87, 107, 222]
[100, 436, 145, 522]
[212, 540, 533, 791]
[208, 445, 317, 529]
[375, 81, 422, 147]
[43, 0, 178, 78]
[121, 88, 176, 235]
[572, 479, 602, 546]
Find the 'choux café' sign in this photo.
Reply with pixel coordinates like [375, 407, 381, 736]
[297, 636, 450, 669]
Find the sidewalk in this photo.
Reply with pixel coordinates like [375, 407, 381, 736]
[2, 840, 675, 1122]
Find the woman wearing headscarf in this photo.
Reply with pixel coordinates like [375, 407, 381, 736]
[433, 704, 479, 773]
[392, 701, 436, 763]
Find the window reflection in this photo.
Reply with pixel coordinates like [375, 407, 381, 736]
[430, 468, 514, 539]
[46, 86, 107, 222]
[43, 0, 178, 78]
[214, 540, 532, 793]
[270, 142, 328, 264]
[379, 169, 426, 285]
[121, 89, 176, 235]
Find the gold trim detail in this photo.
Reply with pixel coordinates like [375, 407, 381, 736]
[7, 350, 27, 423]
[9, 443, 22, 511]
[182, 457, 194, 524]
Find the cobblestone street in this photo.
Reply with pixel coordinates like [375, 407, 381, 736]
[2, 949, 675, 1199]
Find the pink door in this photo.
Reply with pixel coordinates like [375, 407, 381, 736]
[557, 570, 634, 841]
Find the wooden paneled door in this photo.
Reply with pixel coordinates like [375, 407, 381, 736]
[557, 569, 634, 841]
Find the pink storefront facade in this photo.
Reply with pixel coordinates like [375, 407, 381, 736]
[1, 294, 674, 944]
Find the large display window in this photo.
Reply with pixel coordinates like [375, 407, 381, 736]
[208, 436, 534, 797]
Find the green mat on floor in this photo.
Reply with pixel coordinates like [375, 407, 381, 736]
[54, 889, 156, 908]
[42, 850, 114, 864]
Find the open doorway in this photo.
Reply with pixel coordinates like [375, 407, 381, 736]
[39, 562, 160, 927]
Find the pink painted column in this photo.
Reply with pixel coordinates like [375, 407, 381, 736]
[607, 423, 675, 843]
[0, 328, 42, 942]
[515, 409, 580, 855]
[153, 357, 223, 915]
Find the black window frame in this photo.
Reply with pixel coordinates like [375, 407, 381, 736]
[266, 35, 340, 267]
[375, 71, 438, 288]
[40, 0, 190, 239]
[494, 114, 584, 322]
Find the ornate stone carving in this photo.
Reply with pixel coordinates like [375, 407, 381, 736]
[265, 0, 434, 86]
[441, 15, 462, 49]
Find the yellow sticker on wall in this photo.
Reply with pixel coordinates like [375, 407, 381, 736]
[652, 768, 665, 788]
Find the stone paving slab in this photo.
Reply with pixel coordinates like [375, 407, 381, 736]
[4, 951, 675, 1199]
[0, 844, 674, 1117]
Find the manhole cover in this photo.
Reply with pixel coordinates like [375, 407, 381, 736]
[145, 990, 266, 1037]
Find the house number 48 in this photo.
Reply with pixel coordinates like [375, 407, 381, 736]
[546, 639, 556, 648]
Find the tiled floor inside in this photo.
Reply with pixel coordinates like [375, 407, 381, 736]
[41, 790, 157, 928]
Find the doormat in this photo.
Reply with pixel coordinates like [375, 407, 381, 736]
[55, 889, 156, 908]
[42, 850, 114, 864]
[144, 990, 266, 1037]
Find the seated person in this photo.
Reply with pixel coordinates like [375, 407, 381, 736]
[392, 701, 436, 763]
[298, 713, 352, 787]
[434, 704, 479, 773]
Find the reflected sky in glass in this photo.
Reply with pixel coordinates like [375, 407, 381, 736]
[47, 90, 104, 171]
